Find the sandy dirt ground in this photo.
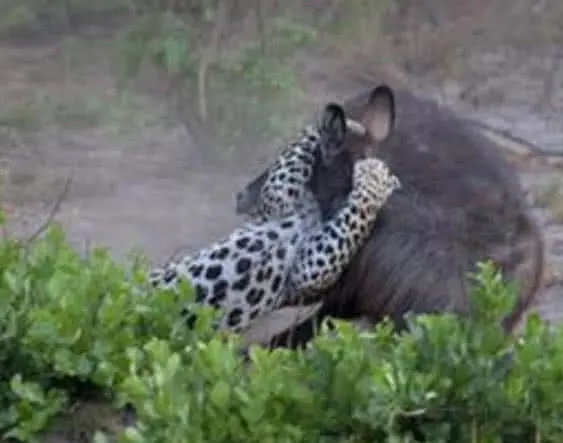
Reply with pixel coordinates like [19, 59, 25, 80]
[1, 26, 562, 327]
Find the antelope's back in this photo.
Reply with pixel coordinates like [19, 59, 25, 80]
[299, 87, 544, 342]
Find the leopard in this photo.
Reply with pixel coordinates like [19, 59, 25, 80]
[147, 102, 401, 335]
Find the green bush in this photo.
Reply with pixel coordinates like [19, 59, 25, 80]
[0, 222, 217, 441]
[113, 262, 563, 443]
[0, 212, 563, 442]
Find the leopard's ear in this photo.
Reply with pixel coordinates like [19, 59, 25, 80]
[320, 103, 347, 142]
[318, 103, 347, 165]
[361, 84, 396, 142]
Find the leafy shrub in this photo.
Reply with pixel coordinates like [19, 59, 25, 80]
[0, 223, 215, 441]
[0, 214, 563, 442]
[111, 262, 563, 443]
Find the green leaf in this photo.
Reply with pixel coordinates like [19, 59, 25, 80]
[10, 375, 45, 405]
[209, 380, 231, 408]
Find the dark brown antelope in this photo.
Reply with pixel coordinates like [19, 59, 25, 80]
[237, 84, 545, 348]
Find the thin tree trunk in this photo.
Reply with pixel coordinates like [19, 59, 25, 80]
[197, 0, 229, 124]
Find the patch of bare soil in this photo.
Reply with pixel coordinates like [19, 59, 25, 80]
[0, 33, 254, 266]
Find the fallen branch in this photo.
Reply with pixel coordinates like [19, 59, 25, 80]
[468, 118, 563, 167]
[25, 172, 74, 246]
[197, 0, 229, 124]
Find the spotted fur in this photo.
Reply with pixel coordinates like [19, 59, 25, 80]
[149, 104, 400, 333]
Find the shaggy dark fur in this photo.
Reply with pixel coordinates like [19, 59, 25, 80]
[269, 85, 544, 348]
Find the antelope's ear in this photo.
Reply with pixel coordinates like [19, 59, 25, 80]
[318, 103, 347, 164]
[235, 169, 269, 215]
[361, 84, 396, 142]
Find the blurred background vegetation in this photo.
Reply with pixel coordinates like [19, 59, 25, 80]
[1, 0, 562, 163]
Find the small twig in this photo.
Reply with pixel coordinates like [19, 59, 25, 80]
[83, 236, 92, 259]
[25, 172, 74, 246]
[537, 46, 563, 112]
[255, 0, 267, 56]
[468, 118, 563, 164]
[472, 417, 478, 443]
[395, 408, 428, 418]
[1, 219, 9, 241]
